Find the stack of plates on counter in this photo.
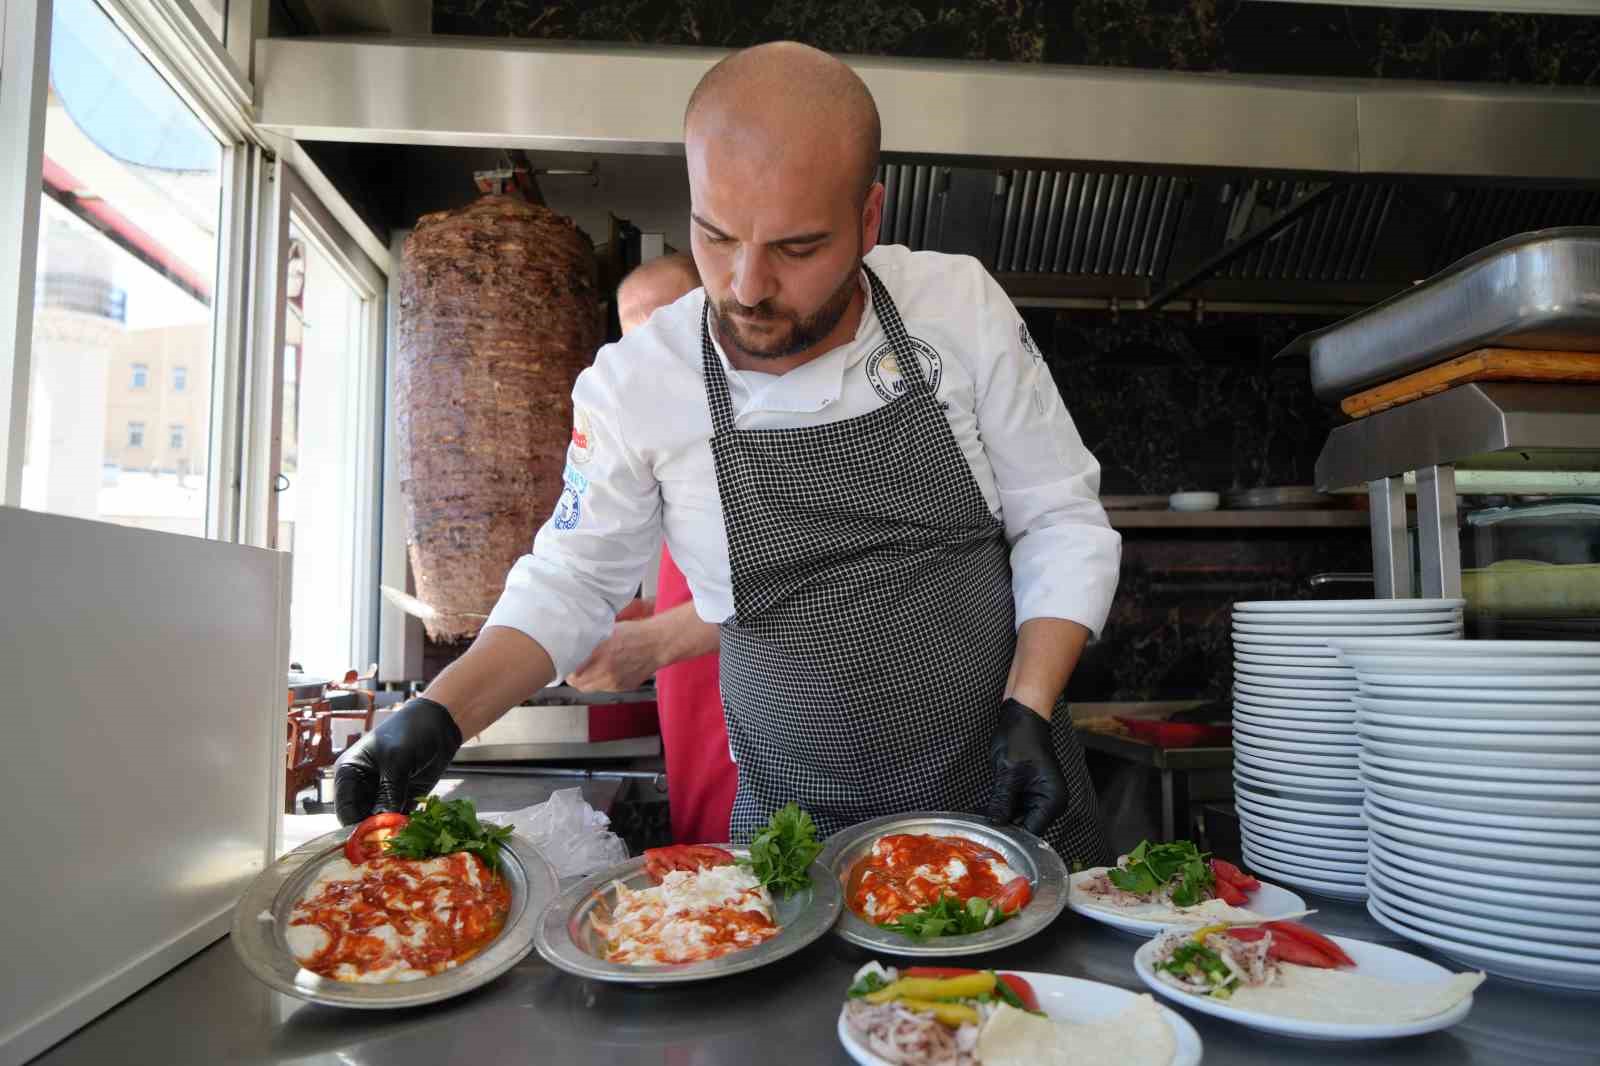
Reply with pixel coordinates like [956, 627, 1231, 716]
[1326, 637, 1600, 992]
[1229, 599, 1465, 903]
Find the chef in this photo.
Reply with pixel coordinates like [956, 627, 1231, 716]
[568, 251, 738, 845]
[338, 41, 1120, 864]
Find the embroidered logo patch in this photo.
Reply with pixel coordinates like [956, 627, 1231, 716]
[1019, 322, 1041, 362]
[553, 464, 588, 530]
[569, 407, 595, 465]
[865, 337, 943, 403]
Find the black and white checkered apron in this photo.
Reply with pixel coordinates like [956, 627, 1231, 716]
[703, 266, 1111, 867]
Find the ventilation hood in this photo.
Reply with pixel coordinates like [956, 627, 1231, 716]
[256, 36, 1600, 310]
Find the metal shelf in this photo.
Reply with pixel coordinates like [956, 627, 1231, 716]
[1108, 509, 1369, 529]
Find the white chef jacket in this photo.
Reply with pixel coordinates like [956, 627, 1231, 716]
[485, 244, 1122, 678]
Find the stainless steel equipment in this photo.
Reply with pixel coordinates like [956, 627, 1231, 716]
[1281, 228, 1600, 401]
[1315, 384, 1600, 602]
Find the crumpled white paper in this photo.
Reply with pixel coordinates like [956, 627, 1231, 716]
[494, 787, 629, 878]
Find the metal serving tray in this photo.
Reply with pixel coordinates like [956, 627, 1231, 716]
[232, 827, 557, 1008]
[534, 846, 842, 985]
[815, 811, 1069, 958]
[1277, 227, 1600, 401]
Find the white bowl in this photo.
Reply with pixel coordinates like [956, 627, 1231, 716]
[1169, 491, 1220, 511]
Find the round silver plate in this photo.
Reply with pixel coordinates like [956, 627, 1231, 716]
[534, 845, 842, 985]
[816, 811, 1069, 957]
[231, 827, 558, 1008]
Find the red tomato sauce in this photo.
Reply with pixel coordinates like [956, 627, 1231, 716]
[290, 853, 510, 981]
[847, 834, 1012, 924]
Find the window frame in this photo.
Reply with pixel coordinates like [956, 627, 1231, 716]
[127, 421, 146, 449]
[131, 363, 151, 390]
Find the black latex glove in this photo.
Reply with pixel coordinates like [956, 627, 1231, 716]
[334, 697, 463, 825]
[987, 697, 1069, 836]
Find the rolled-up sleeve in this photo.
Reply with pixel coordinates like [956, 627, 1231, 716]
[971, 274, 1121, 637]
[483, 350, 662, 677]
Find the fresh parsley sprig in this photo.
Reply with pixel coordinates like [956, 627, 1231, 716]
[1106, 839, 1215, 907]
[740, 803, 822, 896]
[383, 796, 515, 872]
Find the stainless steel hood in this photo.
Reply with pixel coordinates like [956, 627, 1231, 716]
[258, 36, 1600, 310]
[256, 35, 1600, 180]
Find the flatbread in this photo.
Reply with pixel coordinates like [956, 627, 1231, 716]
[1070, 868, 1310, 926]
[977, 998, 1176, 1066]
[1227, 966, 1486, 1024]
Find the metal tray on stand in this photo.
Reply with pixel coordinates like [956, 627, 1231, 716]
[1278, 227, 1600, 401]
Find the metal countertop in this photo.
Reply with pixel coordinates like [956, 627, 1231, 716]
[30, 896, 1591, 1065]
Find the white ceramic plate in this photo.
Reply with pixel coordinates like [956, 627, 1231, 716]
[1232, 784, 1362, 815]
[1360, 736, 1600, 769]
[1235, 598, 1465, 614]
[1135, 931, 1477, 1041]
[1335, 654, 1600, 677]
[1235, 652, 1357, 674]
[1232, 727, 1359, 755]
[837, 969, 1203, 1066]
[1228, 736, 1356, 758]
[1236, 750, 1360, 780]
[1234, 765, 1363, 797]
[1240, 851, 1368, 901]
[1331, 638, 1600, 657]
[1368, 871, 1600, 942]
[1233, 636, 1343, 653]
[1353, 695, 1600, 725]
[1368, 839, 1597, 900]
[1364, 776, 1600, 817]
[1360, 753, 1600, 789]
[1356, 713, 1600, 740]
[1233, 712, 1357, 737]
[1237, 807, 1367, 841]
[1357, 678, 1600, 698]
[1365, 831, 1600, 887]
[1235, 692, 1355, 712]
[1233, 718, 1359, 743]
[1366, 897, 1600, 991]
[1367, 891, 1600, 962]
[1234, 621, 1461, 637]
[1242, 843, 1366, 885]
[1367, 855, 1600, 925]
[1243, 822, 1368, 855]
[1363, 804, 1599, 864]
[1065, 869, 1307, 938]
[1236, 680, 1362, 701]
[1235, 797, 1366, 831]
[1233, 610, 1463, 625]
[1235, 668, 1361, 689]
[1242, 836, 1367, 873]
[1363, 792, 1600, 838]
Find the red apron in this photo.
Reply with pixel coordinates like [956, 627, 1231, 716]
[654, 543, 737, 844]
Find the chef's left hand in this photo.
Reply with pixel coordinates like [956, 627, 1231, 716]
[567, 598, 658, 692]
[987, 697, 1069, 836]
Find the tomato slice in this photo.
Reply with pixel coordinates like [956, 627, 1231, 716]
[641, 845, 735, 883]
[997, 973, 1040, 1013]
[1224, 926, 1267, 942]
[1210, 858, 1261, 892]
[996, 876, 1033, 914]
[344, 812, 409, 864]
[1213, 876, 1247, 906]
[1263, 920, 1355, 967]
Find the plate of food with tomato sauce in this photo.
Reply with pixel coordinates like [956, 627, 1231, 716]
[1068, 839, 1309, 937]
[231, 797, 558, 1008]
[816, 812, 1069, 957]
[534, 803, 843, 985]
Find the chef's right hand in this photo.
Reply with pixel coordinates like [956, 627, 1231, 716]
[334, 697, 463, 825]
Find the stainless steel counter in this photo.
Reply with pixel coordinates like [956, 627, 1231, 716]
[31, 897, 1590, 1065]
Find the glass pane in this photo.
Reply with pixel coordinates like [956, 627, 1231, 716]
[280, 221, 369, 677]
[22, 0, 222, 538]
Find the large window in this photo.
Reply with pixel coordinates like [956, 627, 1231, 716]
[20, 0, 223, 537]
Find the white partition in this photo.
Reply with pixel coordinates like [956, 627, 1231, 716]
[0, 506, 289, 1066]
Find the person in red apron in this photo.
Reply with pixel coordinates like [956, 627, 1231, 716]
[568, 253, 738, 845]
[337, 43, 1119, 868]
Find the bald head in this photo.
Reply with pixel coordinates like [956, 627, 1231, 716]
[617, 252, 701, 335]
[685, 42, 880, 202]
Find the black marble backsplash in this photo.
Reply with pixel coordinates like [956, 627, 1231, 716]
[434, 1, 1600, 88]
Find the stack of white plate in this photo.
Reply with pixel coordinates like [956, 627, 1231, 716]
[1229, 599, 1465, 903]
[1326, 638, 1600, 992]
